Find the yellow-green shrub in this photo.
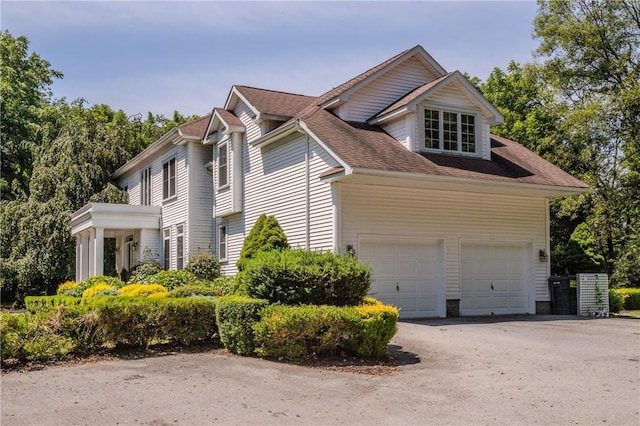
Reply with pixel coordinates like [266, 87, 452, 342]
[352, 303, 399, 358]
[57, 281, 78, 295]
[82, 283, 116, 298]
[119, 284, 168, 297]
[147, 291, 169, 299]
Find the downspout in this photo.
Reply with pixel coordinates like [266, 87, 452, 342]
[305, 134, 311, 249]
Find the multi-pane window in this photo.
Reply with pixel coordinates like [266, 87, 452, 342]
[461, 114, 476, 153]
[176, 224, 184, 270]
[442, 111, 458, 151]
[423, 109, 476, 154]
[218, 225, 227, 261]
[218, 143, 229, 188]
[162, 158, 176, 200]
[163, 228, 171, 270]
[423, 109, 440, 149]
[140, 167, 152, 205]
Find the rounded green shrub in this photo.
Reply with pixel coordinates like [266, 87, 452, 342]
[119, 284, 168, 297]
[67, 276, 124, 297]
[243, 249, 372, 306]
[185, 253, 221, 281]
[128, 261, 163, 284]
[145, 270, 197, 290]
[216, 296, 269, 355]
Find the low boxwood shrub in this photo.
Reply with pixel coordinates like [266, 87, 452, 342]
[243, 249, 372, 306]
[82, 283, 117, 298]
[145, 270, 198, 290]
[216, 296, 269, 355]
[65, 275, 125, 297]
[169, 284, 220, 298]
[351, 303, 399, 358]
[25, 295, 84, 314]
[56, 281, 78, 295]
[185, 252, 221, 281]
[253, 304, 362, 361]
[128, 261, 163, 284]
[119, 284, 168, 298]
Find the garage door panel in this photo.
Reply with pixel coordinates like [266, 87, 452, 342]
[360, 238, 442, 318]
[461, 242, 530, 316]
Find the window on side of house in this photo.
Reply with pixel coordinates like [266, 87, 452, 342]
[423, 108, 477, 154]
[162, 158, 176, 200]
[218, 224, 227, 261]
[140, 167, 152, 205]
[163, 228, 171, 270]
[218, 142, 229, 189]
[176, 224, 184, 270]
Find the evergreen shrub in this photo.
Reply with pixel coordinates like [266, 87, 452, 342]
[243, 249, 372, 306]
[215, 296, 269, 355]
[168, 284, 220, 298]
[128, 261, 163, 284]
[185, 252, 221, 281]
[237, 214, 289, 271]
[145, 270, 197, 290]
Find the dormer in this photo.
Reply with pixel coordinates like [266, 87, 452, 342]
[368, 71, 503, 160]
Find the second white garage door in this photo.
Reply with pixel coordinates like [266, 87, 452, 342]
[460, 241, 531, 316]
[358, 238, 444, 318]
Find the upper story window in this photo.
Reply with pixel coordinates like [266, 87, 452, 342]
[423, 108, 476, 154]
[162, 158, 176, 200]
[140, 167, 152, 205]
[218, 142, 229, 189]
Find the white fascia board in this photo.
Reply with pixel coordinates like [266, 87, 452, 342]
[202, 109, 217, 144]
[296, 120, 353, 173]
[112, 128, 180, 178]
[349, 167, 591, 198]
[255, 113, 291, 123]
[319, 95, 347, 110]
[224, 86, 259, 119]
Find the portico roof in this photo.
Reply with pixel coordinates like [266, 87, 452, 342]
[70, 203, 161, 236]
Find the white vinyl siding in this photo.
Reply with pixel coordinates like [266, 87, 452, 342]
[187, 141, 214, 259]
[340, 183, 549, 302]
[346, 57, 437, 122]
[380, 116, 410, 149]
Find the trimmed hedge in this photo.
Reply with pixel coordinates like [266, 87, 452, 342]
[243, 249, 372, 306]
[609, 289, 624, 313]
[253, 300, 399, 361]
[216, 296, 269, 355]
[145, 270, 198, 290]
[25, 295, 84, 313]
[169, 284, 220, 298]
[119, 284, 168, 298]
[3, 296, 218, 365]
[612, 288, 640, 310]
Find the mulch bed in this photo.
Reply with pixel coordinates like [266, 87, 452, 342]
[1, 341, 406, 375]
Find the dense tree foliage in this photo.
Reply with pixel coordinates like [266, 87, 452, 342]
[477, 0, 639, 284]
[0, 32, 196, 301]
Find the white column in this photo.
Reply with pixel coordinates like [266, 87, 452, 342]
[88, 228, 96, 277]
[81, 231, 90, 282]
[94, 227, 104, 276]
[75, 235, 81, 282]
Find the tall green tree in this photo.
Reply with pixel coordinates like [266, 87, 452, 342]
[0, 31, 62, 199]
[534, 0, 639, 283]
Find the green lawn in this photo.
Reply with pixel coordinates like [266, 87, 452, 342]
[614, 310, 640, 319]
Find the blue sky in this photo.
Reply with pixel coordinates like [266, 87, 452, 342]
[3, 1, 540, 118]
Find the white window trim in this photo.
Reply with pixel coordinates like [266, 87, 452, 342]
[163, 227, 171, 270]
[217, 141, 229, 190]
[218, 224, 228, 262]
[176, 224, 185, 270]
[420, 106, 479, 156]
[162, 157, 177, 201]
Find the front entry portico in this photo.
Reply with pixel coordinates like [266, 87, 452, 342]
[70, 203, 162, 282]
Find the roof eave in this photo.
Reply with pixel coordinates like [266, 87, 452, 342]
[112, 128, 181, 179]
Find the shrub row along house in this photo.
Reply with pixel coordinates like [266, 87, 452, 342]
[70, 45, 589, 318]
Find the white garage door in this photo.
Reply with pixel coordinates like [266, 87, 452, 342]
[460, 242, 530, 316]
[358, 238, 443, 318]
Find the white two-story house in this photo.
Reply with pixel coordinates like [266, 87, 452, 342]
[71, 45, 589, 317]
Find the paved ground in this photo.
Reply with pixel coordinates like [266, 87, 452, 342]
[2, 316, 639, 425]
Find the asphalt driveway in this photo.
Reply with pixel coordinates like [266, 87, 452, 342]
[2, 316, 639, 425]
